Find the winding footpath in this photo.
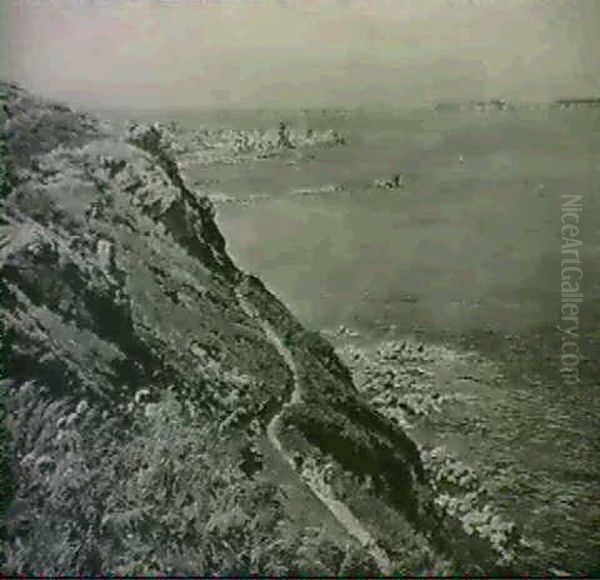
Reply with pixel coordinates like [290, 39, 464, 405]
[235, 288, 391, 574]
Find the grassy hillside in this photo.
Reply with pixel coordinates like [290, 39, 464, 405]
[1, 83, 541, 575]
[0, 83, 448, 576]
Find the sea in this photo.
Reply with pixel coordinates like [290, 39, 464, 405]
[99, 105, 600, 573]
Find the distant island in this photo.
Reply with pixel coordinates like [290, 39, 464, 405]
[552, 97, 600, 109]
[435, 97, 600, 112]
[435, 100, 511, 112]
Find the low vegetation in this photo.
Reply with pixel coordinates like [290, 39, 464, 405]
[0, 83, 426, 576]
[4, 385, 381, 575]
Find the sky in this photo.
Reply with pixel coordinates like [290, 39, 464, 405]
[2, 0, 599, 110]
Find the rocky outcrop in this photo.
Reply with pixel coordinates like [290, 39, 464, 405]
[173, 121, 346, 165]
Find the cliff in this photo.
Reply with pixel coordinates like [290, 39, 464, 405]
[0, 84, 505, 575]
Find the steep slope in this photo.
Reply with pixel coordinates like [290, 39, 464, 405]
[235, 288, 392, 572]
[0, 84, 508, 576]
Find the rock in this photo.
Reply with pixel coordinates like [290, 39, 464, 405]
[96, 239, 113, 271]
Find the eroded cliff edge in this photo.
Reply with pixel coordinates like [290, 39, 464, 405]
[0, 85, 506, 576]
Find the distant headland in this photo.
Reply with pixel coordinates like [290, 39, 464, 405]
[435, 97, 600, 112]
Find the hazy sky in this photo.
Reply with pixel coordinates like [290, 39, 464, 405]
[2, 0, 599, 109]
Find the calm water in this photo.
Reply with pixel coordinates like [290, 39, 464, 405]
[180, 109, 599, 349]
[183, 108, 600, 572]
[108, 106, 600, 571]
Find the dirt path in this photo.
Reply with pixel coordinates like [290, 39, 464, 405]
[235, 288, 391, 574]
